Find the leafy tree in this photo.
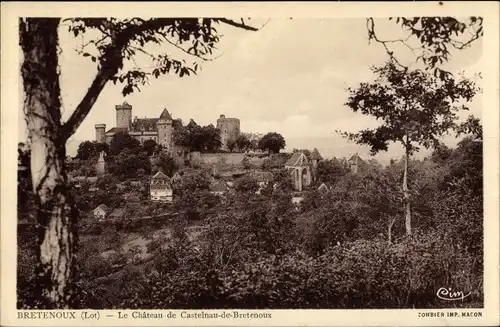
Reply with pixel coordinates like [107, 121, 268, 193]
[367, 17, 483, 79]
[109, 131, 141, 155]
[258, 132, 286, 154]
[242, 132, 262, 151]
[154, 152, 178, 177]
[234, 175, 259, 194]
[226, 139, 237, 152]
[107, 149, 151, 179]
[142, 139, 158, 156]
[316, 159, 348, 184]
[201, 124, 222, 152]
[174, 120, 221, 152]
[341, 61, 479, 236]
[76, 141, 109, 160]
[236, 134, 251, 152]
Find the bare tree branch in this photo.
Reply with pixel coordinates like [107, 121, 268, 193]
[216, 18, 260, 31]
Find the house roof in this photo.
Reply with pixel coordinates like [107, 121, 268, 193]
[159, 108, 173, 120]
[105, 127, 128, 135]
[285, 152, 309, 167]
[348, 153, 364, 165]
[95, 204, 110, 212]
[318, 183, 330, 192]
[152, 171, 169, 180]
[210, 181, 228, 192]
[310, 148, 323, 160]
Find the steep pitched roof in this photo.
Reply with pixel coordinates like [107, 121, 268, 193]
[310, 148, 323, 160]
[348, 153, 364, 165]
[159, 108, 173, 120]
[317, 183, 329, 193]
[152, 171, 169, 180]
[285, 152, 309, 167]
[131, 118, 158, 132]
[105, 127, 128, 135]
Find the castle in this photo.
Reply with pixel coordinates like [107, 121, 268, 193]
[95, 102, 241, 152]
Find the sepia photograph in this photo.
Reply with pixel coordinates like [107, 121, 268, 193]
[2, 2, 499, 326]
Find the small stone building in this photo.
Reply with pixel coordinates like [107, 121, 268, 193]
[285, 152, 312, 192]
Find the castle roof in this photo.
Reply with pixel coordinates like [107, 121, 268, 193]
[159, 108, 173, 120]
[310, 148, 323, 160]
[285, 152, 309, 167]
[105, 127, 128, 135]
[132, 118, 158, 132]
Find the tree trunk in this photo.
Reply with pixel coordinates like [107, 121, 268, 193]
[20, 18, 78, 309]
[403, 145, 412, 236]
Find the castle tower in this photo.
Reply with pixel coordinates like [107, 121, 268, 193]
[95, 151, 106, 175]
[95, 124, 106, 143]
[115, 101, 132, 130]
[157, 108, 173, 152]
[216, 114, 240, 151]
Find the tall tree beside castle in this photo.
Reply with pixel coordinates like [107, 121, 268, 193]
[342, 61, 479, 236]
[19, 17, 258, 308]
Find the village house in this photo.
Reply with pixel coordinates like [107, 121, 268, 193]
[150, 171, 173, 202]
[93, 204, 110, 221]
[348, 153, 366, 174]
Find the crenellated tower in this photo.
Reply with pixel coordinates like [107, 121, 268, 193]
[216, 114, 240, 151]
[157, 108, 173, 151]
[115, 101, 132, 130]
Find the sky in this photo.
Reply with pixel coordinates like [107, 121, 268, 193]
[18, 18, 483, 163]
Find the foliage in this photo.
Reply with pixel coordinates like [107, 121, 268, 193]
[316, 158, 348, 184]
[367, 17, 483, 79]
[226, 139, 237, 152]
[107, 148, 151, 179]
[234, 175, 259, 194]
[76, 141, 110, 160]
[342, 62, 479, 155]
[142, 139, 158, 156]
[173, 120, 222, 152]
[258, 132, 286, 154]
[236, 134, 252, 152]
[151, 152, 178, 177]
[109, 132, 141, 155]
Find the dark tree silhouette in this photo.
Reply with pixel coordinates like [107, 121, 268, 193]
[258, 132, 286, 154]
